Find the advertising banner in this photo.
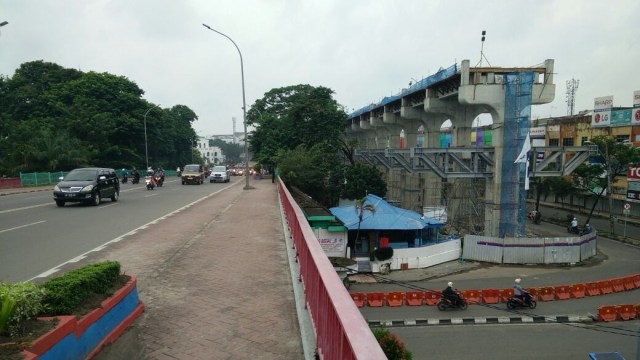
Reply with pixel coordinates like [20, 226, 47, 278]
[633, 90, 640, 125]
[610, 109, 632, 127]
[592, 96, 613, 128]
[530, 126, 546, 138]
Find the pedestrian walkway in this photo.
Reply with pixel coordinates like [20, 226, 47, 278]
[79, 179, 304, 359]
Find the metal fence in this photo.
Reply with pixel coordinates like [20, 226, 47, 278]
[278, 178, 386, 360]
[19, 170, 179, 187]
[463, 232, 597, 264]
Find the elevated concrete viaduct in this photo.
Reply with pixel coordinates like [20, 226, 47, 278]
[347, 59, 594, 237]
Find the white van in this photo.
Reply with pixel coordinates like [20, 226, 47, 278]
[210, 165, 230, 183]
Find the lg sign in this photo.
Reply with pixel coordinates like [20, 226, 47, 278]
[628, 165, 640, 180]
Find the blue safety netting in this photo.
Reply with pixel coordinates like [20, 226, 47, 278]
[348, 64, 458, 119]
[500, 72, 534, 237]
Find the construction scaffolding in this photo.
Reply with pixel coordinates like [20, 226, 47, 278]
[501, 72, 534, 237]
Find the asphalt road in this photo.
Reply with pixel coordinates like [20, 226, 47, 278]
[0, 176, 240, 282]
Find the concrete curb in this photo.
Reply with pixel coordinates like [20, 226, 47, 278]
[368, 314, 595, 327]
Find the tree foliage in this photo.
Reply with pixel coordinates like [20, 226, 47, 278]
[0, 61, 200, 175]
[249, 84, 387, 207]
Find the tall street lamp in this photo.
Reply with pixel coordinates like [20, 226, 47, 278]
[144, 104, 160, 170]
[202, 24, 250, 190]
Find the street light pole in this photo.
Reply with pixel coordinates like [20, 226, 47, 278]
[143, 104, 160, 170]
[202, 24, 251, 190]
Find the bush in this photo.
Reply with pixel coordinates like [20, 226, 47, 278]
[41, 261, 121, 315]
[0, 282, 47, 337]
[372, 326, 413, 360]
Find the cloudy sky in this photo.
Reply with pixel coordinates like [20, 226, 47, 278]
[1, 0, 639, 136]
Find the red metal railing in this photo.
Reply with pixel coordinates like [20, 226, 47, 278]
[278, 179, 385, 360]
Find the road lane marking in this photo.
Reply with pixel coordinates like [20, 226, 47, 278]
[0, 220, 46, 233]
[29, 181, 240, 281]
[0, 188, 140, 214]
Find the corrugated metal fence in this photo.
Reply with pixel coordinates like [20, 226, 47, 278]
[463, 232, 597, 264]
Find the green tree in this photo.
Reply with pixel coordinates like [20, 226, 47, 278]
[340, 163, 387, 200]
[571, 136, 640, 233]
[210, 138, 243, 165]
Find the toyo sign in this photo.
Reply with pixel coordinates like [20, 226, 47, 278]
[628, 164, 640, 180]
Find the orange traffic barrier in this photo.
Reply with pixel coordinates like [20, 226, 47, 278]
[386, 292, 403, 307]
[598, 305, 618, 322]
[481, 289, 500, 304]
[424, 290, 441, 306]
[500, 288, 514, 303]
[537, 287, 555, 301]
[622, 275, 637, 291]
[405, 291, 424, 306]
[585, 281, 601, 296]
[611, 278, 625, 292]
[350, 293, 366, 308]
[616, 304, 637, 320]
[366, 292, 385, 307]
[636, 304, 640, 317]
[569, 284, 586, 298]
[599, 279, 613, 294]
[526, 288, 538, 301]
[461, 289, 481, 304]
[554, 285, 571, 300]
[632, 274, 640, 288]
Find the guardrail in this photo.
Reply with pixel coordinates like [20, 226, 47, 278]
[277, 178, 386, 360]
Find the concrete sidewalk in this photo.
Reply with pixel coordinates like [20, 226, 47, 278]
[81, 179, 304, 359]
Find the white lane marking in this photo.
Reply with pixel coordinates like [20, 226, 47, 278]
[144, 193, 158, 198]
[0, 220, 46, 233]
[0, 203, 50, 214]
[30, 181, 240, 281]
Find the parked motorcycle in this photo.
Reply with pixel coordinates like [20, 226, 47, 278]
[145, 175, 155, 190]
[437, 293, 468, 311]
[506, 292, 537, 309]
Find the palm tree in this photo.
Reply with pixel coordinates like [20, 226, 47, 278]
[354, 196, 376, 258]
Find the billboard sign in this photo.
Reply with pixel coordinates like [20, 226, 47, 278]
[633, 90, 640, 125]
[610, 109, 632, 127]
[592, 96, 613, 128]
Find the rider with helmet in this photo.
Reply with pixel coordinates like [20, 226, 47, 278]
[513, 278, 531, 305]
[442, 281, 461, 306]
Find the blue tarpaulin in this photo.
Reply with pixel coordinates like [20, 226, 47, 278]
[329, 194, 444, 230]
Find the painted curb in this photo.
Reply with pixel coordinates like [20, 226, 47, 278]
[368, 315, 595, 327]
[19, 276, 144, 360]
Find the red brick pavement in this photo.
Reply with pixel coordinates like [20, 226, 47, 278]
[79, 179, 305, 359]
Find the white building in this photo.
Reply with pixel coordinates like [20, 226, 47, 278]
[195, 137, 223, 165]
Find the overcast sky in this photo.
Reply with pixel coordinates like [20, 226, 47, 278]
[2, 0, 639, 136]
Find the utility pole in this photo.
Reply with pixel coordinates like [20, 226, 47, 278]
[605, 140, 615, 235]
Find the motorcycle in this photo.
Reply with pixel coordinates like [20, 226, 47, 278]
[121, 173, 128, 184]
[154, 173, 164, 187]
[437, 293, 468, 311]
[131, 171, 140, 184]
[506, 292, 537, 309]
[567, 225, 580, 234]
[145, 175, 155, 190]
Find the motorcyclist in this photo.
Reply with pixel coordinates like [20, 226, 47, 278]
[581, 223, 593, 235]
[145, 169, 157, 187]
[131, 167, 140, 184]
[442, 281, 461, 306]
[513, 278, 531, 305]
[121, 168, 128, 183]
[570, 217, 579, 234]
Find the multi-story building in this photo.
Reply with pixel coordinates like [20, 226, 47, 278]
[195, 137, 223, 165]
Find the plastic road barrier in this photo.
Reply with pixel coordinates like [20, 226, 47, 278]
[386, 292, 403, 307]
[405, 291, 424, 306]
[366, 292, 385, 307]
[424, 290, 441, 306]
[597, 305, 618, 322]
[499, 288, 514, 303]
[462, 289, 481, 304]
[598, 279, 613, 295]
[615, 305, 637, 320]
[481, 289, 499, 304]
[569, 284, 586, 298]
[586, 281, 601, 296]
[611, 278, 625, 292]
[622, 275, 637, 291]
[350, 293, 366, 308]
[554, 285, 571, 300]
[537, 287, 555, 301]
